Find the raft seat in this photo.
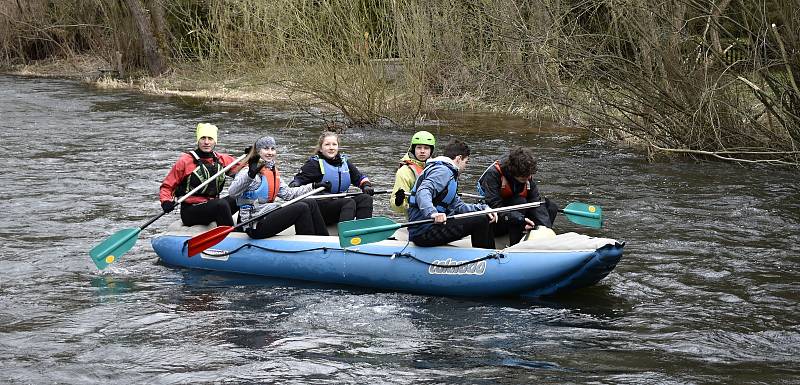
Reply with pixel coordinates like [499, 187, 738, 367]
[164, 219, 616, 253]
[165, 220, 339, 236]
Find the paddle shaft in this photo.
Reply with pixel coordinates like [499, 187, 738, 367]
[309, 189, 390, 199]
[449, 193, 602, 220]
[174, 153, 248, 205]
[403, 201, 542, 227]
[339, 201, 543, 239]
[459, 192, 484, 199]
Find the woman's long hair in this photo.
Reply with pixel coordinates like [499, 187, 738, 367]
[239, 142, 262, 168]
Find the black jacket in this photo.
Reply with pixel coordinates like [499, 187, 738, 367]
[477, 162, 553, 227]
[289, 152, 369, 189]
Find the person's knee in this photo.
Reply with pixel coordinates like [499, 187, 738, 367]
[478, 217, 491, 231]
[508, 223, 523, 234]
[212, 200, 231, 215]
[355, 194, 373, 206]
[341, 199, 356, 211]
[224, 196, 238, 213]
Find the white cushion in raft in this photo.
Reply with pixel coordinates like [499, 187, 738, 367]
[504, 232, 618, 252]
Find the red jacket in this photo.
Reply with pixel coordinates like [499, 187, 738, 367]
[159, 151, 239, 205]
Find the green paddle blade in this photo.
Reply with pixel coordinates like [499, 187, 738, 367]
[337, 216, 400, 247]
[561, 202, 603, 229]
[90, 228, 141, 270]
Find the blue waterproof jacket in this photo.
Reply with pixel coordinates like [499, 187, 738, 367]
[407, 156, 487, 239]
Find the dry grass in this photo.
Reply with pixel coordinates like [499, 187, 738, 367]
[1, 0, 797, 165]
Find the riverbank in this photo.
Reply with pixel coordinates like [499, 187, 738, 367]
[3, 55, 552, 125]
[5, 55, 302, 105]
[7, 55, 799, 167]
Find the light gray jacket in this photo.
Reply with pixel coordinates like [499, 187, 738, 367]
[228, 166, 313, 229]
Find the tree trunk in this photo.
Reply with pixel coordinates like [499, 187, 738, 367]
[123, 0, 166, 76]
[147, 0, 170, 54]
[709, 0, 731, 54]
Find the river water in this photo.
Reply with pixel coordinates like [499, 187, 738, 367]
[0, 75, 798, 384]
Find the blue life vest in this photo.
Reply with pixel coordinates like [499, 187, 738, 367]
[409, 161, 458, 213]
[315, 154, 351, 193]
[238, 167, 280, 208]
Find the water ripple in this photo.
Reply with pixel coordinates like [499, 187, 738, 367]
[1, 75, 798, 384]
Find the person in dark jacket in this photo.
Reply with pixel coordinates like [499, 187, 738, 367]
[289, 131, 374, 225]
[407, 139, 498, 249]
[477, 147, 558, 245]
[159, 123, 240, 227]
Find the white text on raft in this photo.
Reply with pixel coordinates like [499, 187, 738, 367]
[427, 259, 487, 275]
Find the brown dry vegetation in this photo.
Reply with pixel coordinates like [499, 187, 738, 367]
[1, 0, 798, 165]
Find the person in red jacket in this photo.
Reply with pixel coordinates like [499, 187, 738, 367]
[159, 123, 240, 227]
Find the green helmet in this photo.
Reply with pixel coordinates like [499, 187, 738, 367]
[410, 130, 436, 151]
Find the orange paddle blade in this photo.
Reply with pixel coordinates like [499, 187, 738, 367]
[187, 226, 234, 257]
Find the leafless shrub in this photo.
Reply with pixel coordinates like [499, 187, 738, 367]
[2, 0, 797, 165]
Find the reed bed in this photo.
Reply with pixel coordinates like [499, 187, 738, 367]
[1, 0, 797, 165]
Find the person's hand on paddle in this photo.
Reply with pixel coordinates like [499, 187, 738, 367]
[161, 200, 176, 213]
[394, 189, 405, 206]
[361, 184, 375, 196]
[431, 212, 447, 224]
[312, 180, 332, 191]
[476, 204, 497, 223]
[247, 160, 265, 178]
[523, 218, 535, 231]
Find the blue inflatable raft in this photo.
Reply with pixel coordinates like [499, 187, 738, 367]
[151, 223, 624, 298]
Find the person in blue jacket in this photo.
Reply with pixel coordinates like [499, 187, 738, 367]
[407, 139, 498, 249]
[290, 131, 374, 225]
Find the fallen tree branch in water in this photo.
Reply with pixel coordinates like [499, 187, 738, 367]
[647, 143, 800, 166]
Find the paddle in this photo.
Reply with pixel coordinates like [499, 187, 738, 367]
[187, 186, 326, 256]
[560, 201, 602, 229]
[459, 192, 484, 199]
[396, 190, 482, 202]
[309, 189, 391, 199]
[89, 153, 247, 270]
[337, 201, 603, 247]
[454, 193, 603, 229]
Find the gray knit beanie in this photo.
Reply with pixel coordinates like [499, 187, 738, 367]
[255, 136, 276, 150]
